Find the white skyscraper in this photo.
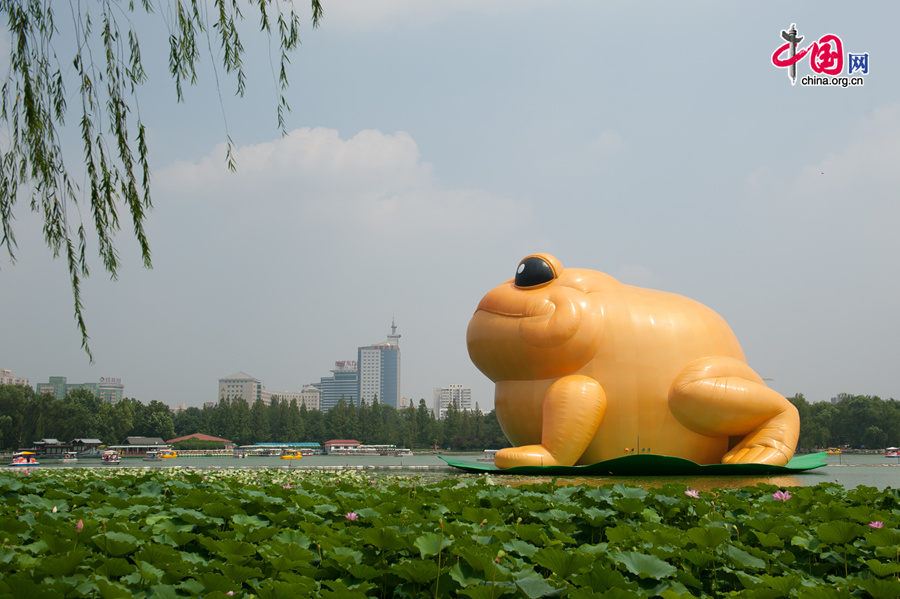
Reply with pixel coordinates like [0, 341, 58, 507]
[0, 369, 29, 387]
[218, 372, 263, 404]
[357, 320, 401, 407]
[433, 384, 473, 419]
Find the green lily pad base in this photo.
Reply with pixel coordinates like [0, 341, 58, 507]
[440, 452, 827, 476]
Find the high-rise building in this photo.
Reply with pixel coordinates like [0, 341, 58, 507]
[98, 377, 124, 404]
[299, 385, 321, 410]
[266, 385, 320, 411]
[34, 376, 123, 402]
[357, 320, 401, 408]
[0, 369, 29, 387]
[218, 372, 263, 404]
[317, 361, 359, 412]
[433, 384, 473, 419]
[36, 376, 69, 399]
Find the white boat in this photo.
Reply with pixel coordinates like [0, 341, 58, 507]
[61, 451, 78, 463]
[886, 447, 899, 458]
[101, 450, 121, 464]
[143, 450, 162, 462]
[9, 451, 39, 467]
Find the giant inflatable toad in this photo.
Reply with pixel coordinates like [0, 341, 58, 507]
[466, 254, 799, 469]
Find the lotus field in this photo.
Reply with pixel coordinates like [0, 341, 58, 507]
[0, 469, 898, 598]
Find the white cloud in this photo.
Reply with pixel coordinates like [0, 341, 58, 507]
[742, 102, 900, 229]
[157, 126, 523, 236]
[793, 103, 900, 195]
[779, 103, 900, 241]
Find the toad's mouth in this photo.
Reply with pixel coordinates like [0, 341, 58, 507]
[472, 285, 583, 349]
[475, 288, 556, 320]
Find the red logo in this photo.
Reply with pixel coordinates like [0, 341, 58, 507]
[772, 32, 843, 76]
[771, 23, 869, 88]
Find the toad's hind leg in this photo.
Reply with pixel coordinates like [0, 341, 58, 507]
[494, 375, 606, 469]
[668, 357, 800, 466]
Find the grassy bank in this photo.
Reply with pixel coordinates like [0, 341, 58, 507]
[0, 469, 898, 598]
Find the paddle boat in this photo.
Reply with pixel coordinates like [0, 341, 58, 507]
[101, 449, 121, 464]
[9, 451, 39, 467]
[160, 450, 178, 459]
[143, 450, 162, 462]
[886, 447, 899, 458]
[61, 451, 78, 463]
[280, 449, 303, 460]
[826, 447, 842, 455]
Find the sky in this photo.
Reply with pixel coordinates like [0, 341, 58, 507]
[2, 1, 898, 411]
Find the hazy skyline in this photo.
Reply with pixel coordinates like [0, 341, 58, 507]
[2, 2, 898, 410]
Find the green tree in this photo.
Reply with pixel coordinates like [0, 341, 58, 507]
[249, 398, 270, 443]
[442, 398, 462, 448]
[267, 397, 285, 441]
[415, 399, 435, 449]
[284, 399, 304, 441]
[362, 395, 385, 443]
[173, 407, 207, 438]
[109, 398, 138, 443]
[833, 395, 885, 447]
[302, 404, 325, 443]
[345, 398, 361, 440]
[24, 391, 58, 443]
[230, 398, 252, 445]
[884, 400, 900, 445]
[325, 398, 348, 440]
[0, 383, 32, 449]
[861, 426, 887, 450]
[132, 399, 175, 440]
[0, 415, 12, 450]
[400, 406, 417, 449]
[0, 0, 323, 357]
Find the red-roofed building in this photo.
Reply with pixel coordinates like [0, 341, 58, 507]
[166, 433, 234, 449]
[323, 439, 361, 454]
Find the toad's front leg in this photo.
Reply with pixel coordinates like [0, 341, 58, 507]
[494, 375, 606, 469]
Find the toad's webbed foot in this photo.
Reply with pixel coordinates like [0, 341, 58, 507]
[669, 357, 799, 466]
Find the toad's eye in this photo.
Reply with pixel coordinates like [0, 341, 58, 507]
[515, 256, 555, 287]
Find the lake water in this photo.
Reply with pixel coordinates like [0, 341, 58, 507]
[14, 452, 900, 490]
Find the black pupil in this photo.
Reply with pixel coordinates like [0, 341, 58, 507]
[515, 257, 554, 287]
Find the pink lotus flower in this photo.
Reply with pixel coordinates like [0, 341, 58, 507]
[345, 512, 358, 521]
[75, 519, 84, 533]
[772, 490, 792, 502]
[282, 484, 292, 489]
[868, 521, 884, 529]
[52, 506, 57, 513]
[684, 489, 700, 499]
[226, 592, 234, 596]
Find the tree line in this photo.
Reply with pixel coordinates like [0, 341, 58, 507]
[0, 385, 174, 450]
[0, 384, 508, 451]
[4, 383, 897, 452]
[788, 393, 900, 450]
[174, 395, 507, 450]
